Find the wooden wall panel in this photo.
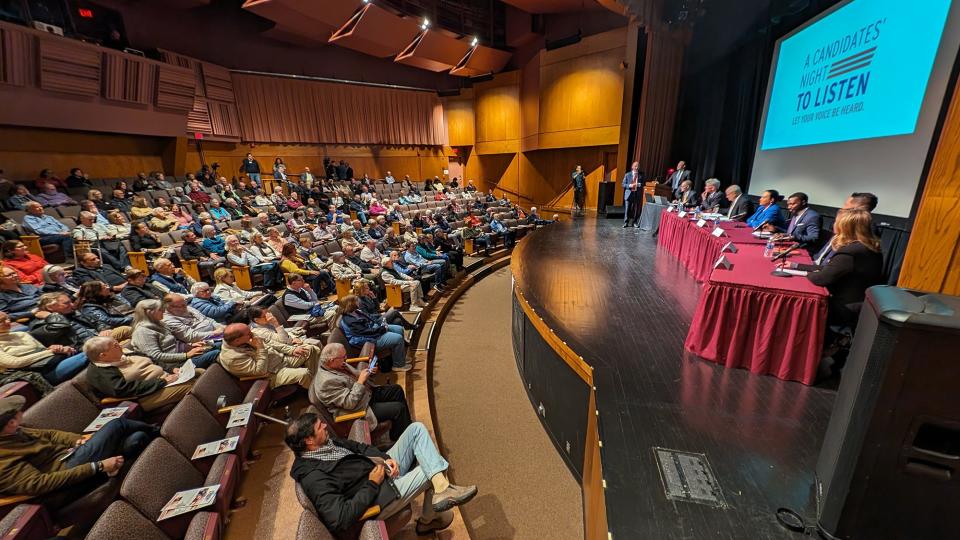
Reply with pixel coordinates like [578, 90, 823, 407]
[0, 126, 166, 180]
[156, 65, 197, 112]
[187, 97, 213, 135]
[474, 71, 521, 152]
[898, 71, 960, 295]
[201, 62, 236, 103]
[38, 40, 100, 96]
[185, 142, 448, 184]
[208, 101, 242, 138]
[520, 51, 540, 146]
[0, 25, 33, 86]
[102, 53, 152, 105]
[444, 91, 476, 147]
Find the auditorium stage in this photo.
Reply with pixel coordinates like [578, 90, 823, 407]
[510, 218, 837, 539]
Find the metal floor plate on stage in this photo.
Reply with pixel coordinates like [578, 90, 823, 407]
[511, 219, 837, 539]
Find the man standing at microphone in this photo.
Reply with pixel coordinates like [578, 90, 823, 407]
[622, 161, 644, 228]
[571, 165, 586, 218]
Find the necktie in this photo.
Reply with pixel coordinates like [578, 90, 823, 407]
[787, 215, 798, 235]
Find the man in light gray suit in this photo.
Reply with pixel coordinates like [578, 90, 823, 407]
[664, 160, 692, 194]
[622, 161, 645, 228]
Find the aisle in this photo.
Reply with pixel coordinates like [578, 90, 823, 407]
[433, 267, 583, 540]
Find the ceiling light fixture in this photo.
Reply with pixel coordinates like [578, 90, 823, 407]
[421, 18, 430, 30]
[471, 37, 478, 47]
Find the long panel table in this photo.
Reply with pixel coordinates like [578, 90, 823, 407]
[658, 210, 829, 385]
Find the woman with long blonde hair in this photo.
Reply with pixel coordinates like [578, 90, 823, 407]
[797, 208, 883, 329]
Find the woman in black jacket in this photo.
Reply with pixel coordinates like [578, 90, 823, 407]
[795, 208, 883, 329]
[337, 295, 409, 372]
[120, 268, 160, 308]
[352, 280, 415, 330]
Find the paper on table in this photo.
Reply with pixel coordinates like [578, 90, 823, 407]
[166, 359, 196, 387]
[158, 485, 220, 521]
[83, 407, 128, 433]
[226, 403, 253, 429]
[780, 268, 809, 277]
[192, 436, 239, 460]
[287, 314, 311, 322]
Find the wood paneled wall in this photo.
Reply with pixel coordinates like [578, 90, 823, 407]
[186, 142, 449, 183]
[474, 71, 522, 155]
[0, 127, 166, 180]
[898, 72, 960, 295]
[444, 90, 476, 147]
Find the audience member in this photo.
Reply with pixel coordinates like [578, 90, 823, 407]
[84, 336, 195, 412]
[130, 299, 218, 371]
[75, 281, 132, 329]
[0, 266, 42, 320]
[337, 295, 409, 372]
[212, 267, 261, 304]
[21, 202, 73, 257]
[282, 273, 320, 316]
[40, 264, 78, 295]
[72, 252, 127, 293]
[34, 183, 77, 208]
[220, 323, 318, 389]
[1, 240, 46, 286]
[189, 282, 238, 323]
[161, 293, 223, 344]
[225, 235, 282, 290]
[0, 311, 87, 385]
[120, 268, 160, 307]
[31, 292, 131, 347]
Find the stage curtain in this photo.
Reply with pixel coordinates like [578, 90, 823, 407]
[232, 73, 448, 146]
[633, 28, 685, 179]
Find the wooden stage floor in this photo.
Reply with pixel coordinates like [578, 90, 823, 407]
[511, 218, 837, 540]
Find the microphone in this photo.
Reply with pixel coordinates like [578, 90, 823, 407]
[770, 242, 807, 277]
[728, 212, 747, 221]
[752, 219, 770, 232]
[772, 242, 806, 262]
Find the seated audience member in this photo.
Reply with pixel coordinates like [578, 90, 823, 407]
[84, 336, 195, 412]
[120, 268, 160, 308]
[793, 209, 883, 331]
[189, 282, 238, 323]
[724, 185, 754, 221]
[8, 185, 38, 211]
[220, 323, 319, 389]
[0, 267, 42, 320]
[282, 273, 320, 316]
[40, 265, 78, 295]
[150, 257, 196, 295]
[131, 173, 154, 193]
[170, 205, 195, 229]
[152, 172, 174, 191]
[769, 192, 821, 253]
[72, 252, 127, 293]
[147, 208, 177, 233]
[161, 293, 223, 344]
[416, 235, 455, 271]
[359, 239, 383, 267]
[432, 231, 464, 270]
[279, 243, 332, 294]
[34, 183, 77, 208]
[188, 183, 211, 204]
[380, 257, 426, 312]
[130, 223, 176, 264]
[237, 305, 295, 344]
[312, 342, 412, 440]
[213, 267, 261, 304]
[266, 227, 287, 255]
[329, 251, 364, 282]
[21, 202, 73, 257]
[65, 168, 91, 188]
[179, 230, 223, 276]
[337, 295, 409, 372]
[75, 281, 132, 329]
[2, 240, 46, 286]
[225, 235, 282, 290]
[0, 311, 87, 384]
[489, 213, 515, 248]
[200, 225, 227, 256]
[287, 192, 304, 210]
[129, 196, 153, 221]
[675, 180, 700, 209]
[403, 242, 446, 291]
[31, 292, 131, 347]
[285, 412, 475, 536]
[746, 189, 786, 230]
[250, 231, 280, 262]
[209, 200, 230, 222]
[79, 199, 108, 224]
[0, 395, 158, 501]
[354, 279, 418, 328]
[348, 196, 368, 225]
[130, 300, 218, 371]
[109, 190, 132, 215]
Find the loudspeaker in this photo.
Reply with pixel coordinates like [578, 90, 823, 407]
[816, 286, 960, 539]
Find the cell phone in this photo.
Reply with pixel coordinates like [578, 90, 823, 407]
[368, 356, 378, 373]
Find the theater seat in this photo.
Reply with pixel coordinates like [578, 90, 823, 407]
[189, 363, 270, 419]
[160, 394, 253, 473]
[0, 504, 53, 540]
[0, 381, 41, 411]
[120, 438, 237, 538]
[22, 382, 106, 433]
[87, 500, 220, 540]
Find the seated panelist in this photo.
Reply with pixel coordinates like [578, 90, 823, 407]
[723, 185, 754, 221]
[673, 180, 701, 209]
[745, 189, 785, 229]
[766, 192, 821, 252]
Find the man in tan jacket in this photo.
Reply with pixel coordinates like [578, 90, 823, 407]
[220, 323, 320, 389]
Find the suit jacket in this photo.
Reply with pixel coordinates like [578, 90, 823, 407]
[726, 195, 755, 221]
[665, 169, 691, 190]
[799, 241, 883, 327]
[782, 208, 822, 250]
[746, 204, 785, 230]
[677, 190, 701, 209]
[621, 170, 645, 201]
[700, 191, 723, 212]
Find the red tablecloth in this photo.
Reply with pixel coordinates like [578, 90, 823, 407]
[658, 210, 766, 281]
[684, 244, 828, 385]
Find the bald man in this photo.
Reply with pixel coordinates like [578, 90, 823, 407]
[219, 323, 320, 389]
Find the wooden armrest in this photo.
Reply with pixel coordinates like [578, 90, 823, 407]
[334, 410, 367, 423]
[100, 396, 136, 405]
[345, 356, 370, 364]
[360, 505, 381, 521]
[0, 494, 34, 507]
[238, 374, 270, 381]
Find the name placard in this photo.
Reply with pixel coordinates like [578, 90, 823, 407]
[696, 219, 707, 228]
[720, 241, 738, 253]
[678, 211, 687, 218]
[713, 255, 733, 270]
[667, 206, 676, 212]
[711, 227, 726, 237]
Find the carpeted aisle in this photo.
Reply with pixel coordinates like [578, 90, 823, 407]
[433, 267, 583, 540]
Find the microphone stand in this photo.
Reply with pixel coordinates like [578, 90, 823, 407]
[770, 242, 805, 277]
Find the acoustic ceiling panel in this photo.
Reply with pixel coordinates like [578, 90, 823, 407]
[329, 3, 420, 58]
[395, 31, 472, 73]
[450, 45, 513, 77]
[242, 0, 338, 46]
[500, 0, 604, 13]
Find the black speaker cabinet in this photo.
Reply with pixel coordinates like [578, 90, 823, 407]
[816, 286, 960, 539]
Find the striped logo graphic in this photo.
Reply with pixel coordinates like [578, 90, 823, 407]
[828, 46, 876, 79]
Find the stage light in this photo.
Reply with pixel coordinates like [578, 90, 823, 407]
[471, 37, 478, 47]
[421, 18, 430, 30]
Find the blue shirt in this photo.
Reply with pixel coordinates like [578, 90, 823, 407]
[202, 236, 226, 256]
[22, 214, 69, 236]
[746, 204, 785, 229]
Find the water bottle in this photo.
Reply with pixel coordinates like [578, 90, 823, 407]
[764, 239, 774, 258]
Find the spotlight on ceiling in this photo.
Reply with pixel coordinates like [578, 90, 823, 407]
[471, 37, 478, 47]
[421, 18, 430, 30]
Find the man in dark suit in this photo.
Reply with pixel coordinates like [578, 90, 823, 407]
[663, 160, 691, 192]
[700, 178, 723, 212]
[675, 180, 701, 209]
[622, 161, 645, 228]
[768, 192, 821, 253]
[724, 185, 754, 221]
